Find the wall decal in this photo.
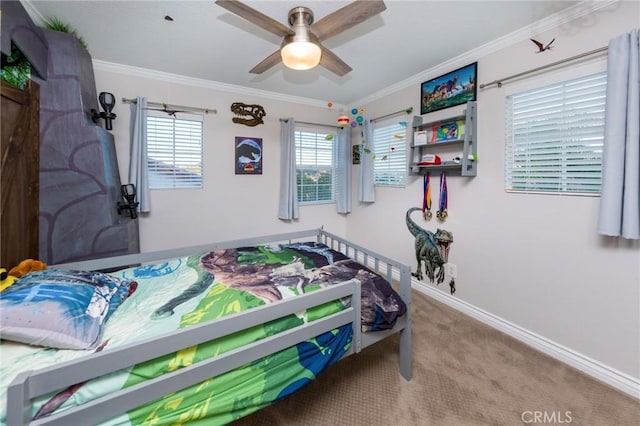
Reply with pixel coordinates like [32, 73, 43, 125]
[230, 102, 266, 126]
[405, 207, 453, 286]
[530, 38, 555, 53]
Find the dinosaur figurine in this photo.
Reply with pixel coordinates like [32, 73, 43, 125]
[405, 207, 453, 284]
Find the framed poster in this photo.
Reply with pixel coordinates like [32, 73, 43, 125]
[420, 62, 477, 115]
[235, 137, 262, 175]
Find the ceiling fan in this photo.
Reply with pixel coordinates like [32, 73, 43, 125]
[214, 0, 386, 76]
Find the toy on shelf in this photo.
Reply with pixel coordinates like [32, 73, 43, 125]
[418, 154, 441, 165]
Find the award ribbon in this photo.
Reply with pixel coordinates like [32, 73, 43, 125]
[436, 172, 448, 221]
[422, 173, 432, 220]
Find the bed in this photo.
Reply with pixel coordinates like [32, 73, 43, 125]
[1, 229, 412, 425]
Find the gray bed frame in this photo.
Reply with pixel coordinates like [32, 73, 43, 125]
[6, 228, 412, 426]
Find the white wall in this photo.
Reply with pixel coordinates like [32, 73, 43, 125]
[350, 1, 640, 380]
[94, 69, 348, 252]
[94, 0, 640, 385]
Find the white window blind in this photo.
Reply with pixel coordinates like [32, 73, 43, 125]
[147, 114, 203, 189]
[295, 128, 336, 204]
[505, 72, 606, 195]
[373, 122, 406, 186]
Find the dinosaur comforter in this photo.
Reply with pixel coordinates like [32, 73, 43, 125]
[0, 242, 406, 425]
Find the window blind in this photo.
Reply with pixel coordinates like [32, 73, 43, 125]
[295, 129, 336, 204]
[147, 115, 203, 189]
[505, 72, 606, 195]
[373, 122, 406, 186]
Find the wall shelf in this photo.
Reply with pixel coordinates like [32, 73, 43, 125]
[408, 101, 477, 177]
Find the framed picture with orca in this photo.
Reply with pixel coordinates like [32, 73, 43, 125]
[420, 62, 477, 115]
[235, 137, 263, 175]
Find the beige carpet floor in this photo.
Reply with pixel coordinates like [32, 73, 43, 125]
[234, 290, 639, 425]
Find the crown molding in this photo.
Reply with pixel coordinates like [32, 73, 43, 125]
[92, 60, 345, 110]
[353, 0, 618, 106]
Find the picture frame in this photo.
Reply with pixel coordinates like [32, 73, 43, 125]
[235, 137, 262, 175]
[352, 144, 361, 165]
[420, 62, 477, 115]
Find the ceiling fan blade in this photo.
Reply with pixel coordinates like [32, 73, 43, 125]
[215, 0, 293, 37]
[311, 0, 386, 41]
[249, 50, 282, 74]
[319, 46, 352, 77]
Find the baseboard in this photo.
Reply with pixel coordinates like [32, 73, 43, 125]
[412, 280, 640, 399]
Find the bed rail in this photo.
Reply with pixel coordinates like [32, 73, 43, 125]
[51, 229, 323, 271]
[315, 228, 412, 380]
[7, 279, 361, 426]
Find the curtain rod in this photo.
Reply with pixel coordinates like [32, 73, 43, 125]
[373, 107, 413, 122]
[280, 106, 412, 129]
[121, 97, 217, 115]
[479, 46, 608, 89]
[279, 118, 339, 129]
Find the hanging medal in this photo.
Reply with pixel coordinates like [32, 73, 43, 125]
[422, 173, 432, 220]
[436, 172, 448, 221]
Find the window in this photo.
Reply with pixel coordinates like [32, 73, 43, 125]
[147, 114, 203, 189]
[505, 72, 606, 195]
[295, 127, 336, 204]
[373, 122, 407, 186]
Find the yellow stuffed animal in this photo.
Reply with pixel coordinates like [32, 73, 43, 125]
[0, 267, 17, 291]
[0, 259, 47, 292]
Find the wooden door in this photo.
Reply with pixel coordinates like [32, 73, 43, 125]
[1, 79, 40, 269]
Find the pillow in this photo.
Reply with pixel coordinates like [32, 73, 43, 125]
[0, 269, 137, 349]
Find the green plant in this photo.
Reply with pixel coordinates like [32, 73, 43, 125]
[43, 16, 88, 50]
[0, 43, 31, 89]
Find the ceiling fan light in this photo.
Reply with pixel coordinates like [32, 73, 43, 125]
[281, 41, 322, 70]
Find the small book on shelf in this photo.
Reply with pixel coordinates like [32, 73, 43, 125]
[414, 130, 428, 146]
[428, 120, 465, 143]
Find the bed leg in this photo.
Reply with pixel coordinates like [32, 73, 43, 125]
[398, 265, 412, 380]
[352, 279, 362, 353]
[399, 322, 412, 380]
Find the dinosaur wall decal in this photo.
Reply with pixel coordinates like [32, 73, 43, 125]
[405, 207, 453, 285]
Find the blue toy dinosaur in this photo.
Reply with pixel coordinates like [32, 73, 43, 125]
[405, 207, 453, 284]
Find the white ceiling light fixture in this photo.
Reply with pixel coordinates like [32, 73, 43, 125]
[280, 7, 321, 71]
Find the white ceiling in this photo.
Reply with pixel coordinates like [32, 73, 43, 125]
[24, 0, 582, 105]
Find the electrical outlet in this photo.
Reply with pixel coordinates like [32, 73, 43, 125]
[446, 263, 457, 279]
